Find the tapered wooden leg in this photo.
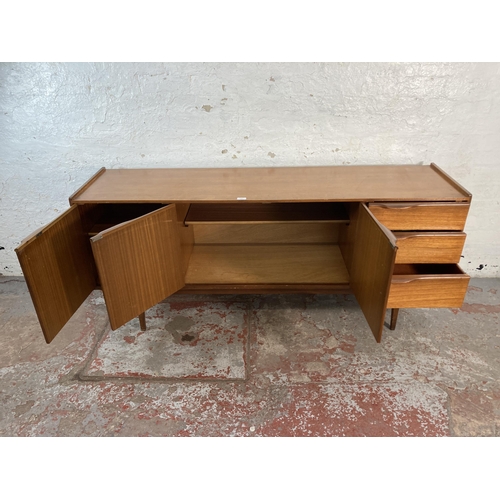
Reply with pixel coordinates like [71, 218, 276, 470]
[390, 308, 399, 330]
[139, 312, 147, 331]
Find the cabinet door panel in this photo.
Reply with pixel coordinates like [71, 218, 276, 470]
[90, 205, 184, 330]
[15, 205, 97, 343]
[351, 204, 397, 342]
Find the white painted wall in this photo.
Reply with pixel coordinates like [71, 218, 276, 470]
[1, 62, 499, 276]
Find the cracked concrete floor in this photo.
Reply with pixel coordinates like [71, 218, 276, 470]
[0, 276, 499, 436]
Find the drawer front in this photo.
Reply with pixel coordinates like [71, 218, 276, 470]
[387, 264, 470, 308]
[369, 202, 470, 230]
[394, 232, 466, 264]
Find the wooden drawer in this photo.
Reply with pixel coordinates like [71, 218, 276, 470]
[369, 202, 470, 230]
[394, 232, 466, 264]
[387, 264, 470, 309]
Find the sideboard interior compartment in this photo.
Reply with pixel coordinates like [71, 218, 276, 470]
[82, 203, 165, 236]
[184, 243, 349, 285]
[183, 202, 350, 287]
[185, 202, 349, 224]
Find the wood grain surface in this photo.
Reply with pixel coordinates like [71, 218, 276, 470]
[185, 202, 349, 223]
[70, 165, 471, 204]
[394, 232, 466, 263]
[388, 264, 470, 308]
[15, 205, 96, 343]
[175, 203, 195, 275]
[368, 202, 470, 230]
[193, 222, 339, 245]
[339, 203, 358, 273]
[184, 244, 349, 284]
[91, 205, 184, 330]
[178, 283, 352, 294]
[350, 204, 397, 343]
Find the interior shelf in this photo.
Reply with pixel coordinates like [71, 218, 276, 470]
[184, 243, 349, 285]
[185, 202, 349, 225]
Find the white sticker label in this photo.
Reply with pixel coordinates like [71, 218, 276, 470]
[237, 197, 247, 200]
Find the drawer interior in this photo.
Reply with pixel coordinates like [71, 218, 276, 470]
[79, 202, 353, 288]
[393, 263, 466, 277]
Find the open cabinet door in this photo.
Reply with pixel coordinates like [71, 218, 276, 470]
[350, 204, 398, 342]
[90, 204, 184, 330]
[15, 205, 97, 343]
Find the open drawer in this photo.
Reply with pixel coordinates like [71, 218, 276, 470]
[387, 263, 470, 309]
[348, 204, 471, 340]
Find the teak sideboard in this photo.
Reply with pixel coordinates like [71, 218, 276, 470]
[16, 164, 472, 344]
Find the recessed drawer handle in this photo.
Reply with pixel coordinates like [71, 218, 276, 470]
[392, 275, 453, 284]
[392, 277, 422, 284]
[375, 204, 415, 210]
[392, 275, 461, 284]
[396, 234, 425, 241]
[396, 233, 464, 242]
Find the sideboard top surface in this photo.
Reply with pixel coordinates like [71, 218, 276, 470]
[70, 164, 471, 204]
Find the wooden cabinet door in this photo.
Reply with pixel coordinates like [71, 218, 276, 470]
[90, 204, 184, 330]
[15, 205, 97, 343]
[350, 204, 398, 342]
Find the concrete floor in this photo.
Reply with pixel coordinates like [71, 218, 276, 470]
[0, 276, 499, 436]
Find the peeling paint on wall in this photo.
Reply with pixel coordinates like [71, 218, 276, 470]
[0, 62, 499, 276]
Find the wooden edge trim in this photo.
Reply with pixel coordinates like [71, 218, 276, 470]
[184, 203, 194, 225]
[15, 205, 80, 251]
[370, 204, 414, 210]
[391, 274, 469, 284]
[16, 230, 46, 252]
[175, 203, 191, 224]
[367, 201, 398, 342]
[356, 203, 397, 343]
[369, 202, 470, 209]
[176, 284, 352, 294]
[430, 163, 472, 199]
[15, 254, 52, 343]
[377, 248, 397, 343]
[68, 167, 106, 204]
[394, 231, 467, 241]
[362, 203, 398, 247]
[185, 219, 350, 225]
